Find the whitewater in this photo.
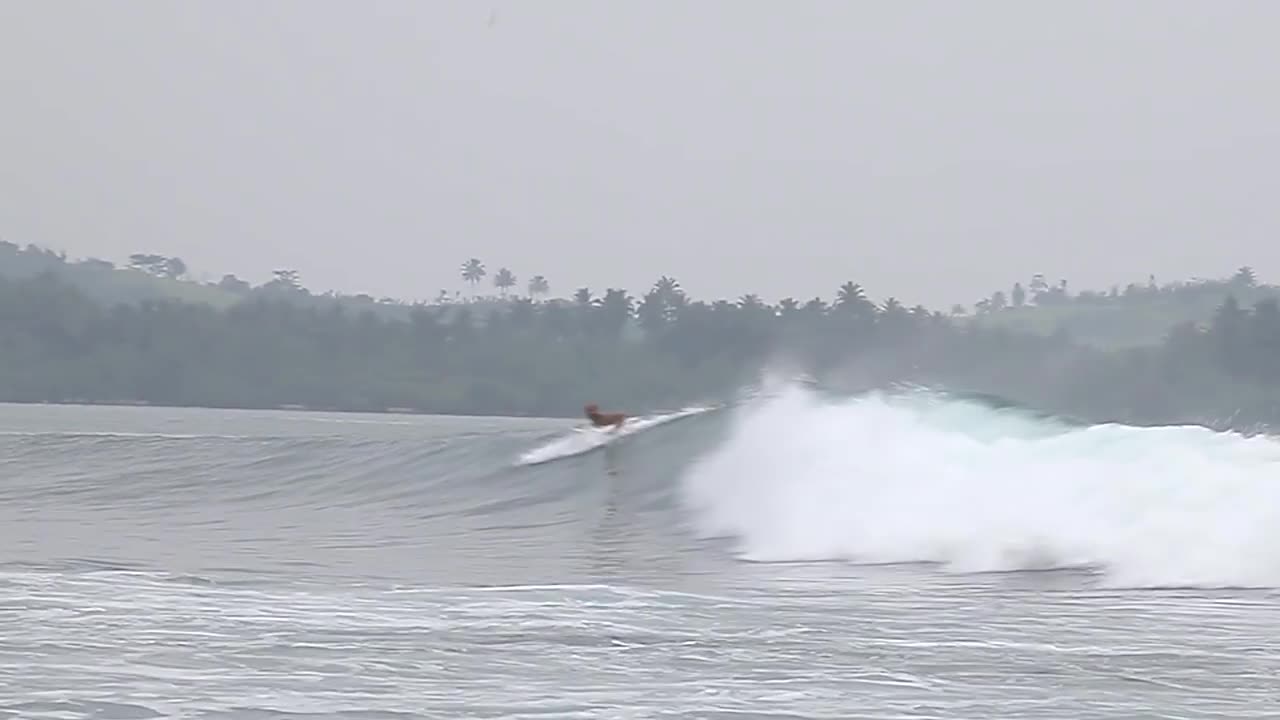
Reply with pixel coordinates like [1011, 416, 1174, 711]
[681, 385, 1280, 589]
[2, 383, 1279, 718]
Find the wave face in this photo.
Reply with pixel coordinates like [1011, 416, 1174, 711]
[680, 384, 1280, 588]
[6, 389, 1280, 590]
[0, 403, 728, 590]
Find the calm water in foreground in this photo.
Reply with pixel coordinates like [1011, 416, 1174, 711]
[1, 392, 1278, 718]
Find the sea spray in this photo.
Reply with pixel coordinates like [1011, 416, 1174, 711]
[678, 383, 1280, 588]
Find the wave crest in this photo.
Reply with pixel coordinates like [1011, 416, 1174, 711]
[678, 384, 1280, 588]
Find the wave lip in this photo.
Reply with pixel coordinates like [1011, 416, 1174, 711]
[678, 383, 1280, 588]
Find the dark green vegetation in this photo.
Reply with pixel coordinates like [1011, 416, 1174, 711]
[2, 241, 1279, 429]
[964, 267, 1280, 350]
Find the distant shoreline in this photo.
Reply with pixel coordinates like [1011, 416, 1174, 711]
[0, 397, 559, 420]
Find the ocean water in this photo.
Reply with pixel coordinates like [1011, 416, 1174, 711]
[2, 383, 1280, 718]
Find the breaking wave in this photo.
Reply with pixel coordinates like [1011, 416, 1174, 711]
[6, 382, 1280, 589]
[679, 384, 1280, 588]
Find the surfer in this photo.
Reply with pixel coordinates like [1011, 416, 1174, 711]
[584, 403, 627, 431]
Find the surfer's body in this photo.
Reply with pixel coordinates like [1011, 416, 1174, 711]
[584, 403, 626, 431]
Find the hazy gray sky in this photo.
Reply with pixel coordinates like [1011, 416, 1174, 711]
[3, 1, 1278, 308]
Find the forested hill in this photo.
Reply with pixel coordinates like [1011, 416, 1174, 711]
[0, 242, 239, 309]
[3, 247, 1280, 430]
[0, 242, 425, 323]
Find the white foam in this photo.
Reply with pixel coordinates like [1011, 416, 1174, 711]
[678, 383, 1280, 588]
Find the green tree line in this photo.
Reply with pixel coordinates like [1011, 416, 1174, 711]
[2, 267, 1280, 430]
[11, 239, 1275, 351]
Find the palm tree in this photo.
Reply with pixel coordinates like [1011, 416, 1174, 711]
[836, 281, 866, 307]
[493, 267, 517, 297]
[835, 281, 876, 321]
[527, 275, 550, 300]
[460, 258, 486, 297]
[653, 275, 682, 301]
[1232, 266, 1257, 287]
[880, 297, 905, 315]
[880, 297, 911, 333]
[738, 294, 766, 317]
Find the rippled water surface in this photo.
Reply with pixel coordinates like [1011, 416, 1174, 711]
[2, 389, 1279, 718]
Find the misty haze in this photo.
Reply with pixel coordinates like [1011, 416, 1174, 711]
[2, 2, 1279, 719]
